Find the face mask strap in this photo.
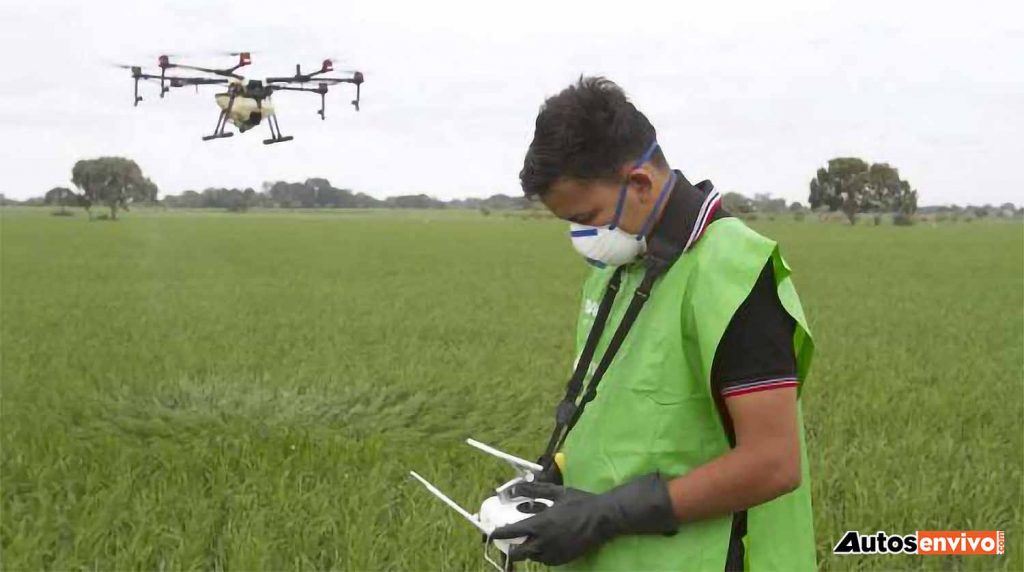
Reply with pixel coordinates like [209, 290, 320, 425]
[636, 171, 677, 240]
[609, 140, 660, 231]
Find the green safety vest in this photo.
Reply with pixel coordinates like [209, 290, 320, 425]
[561, 217, 816, 571]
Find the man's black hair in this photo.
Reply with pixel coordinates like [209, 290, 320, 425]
[519, 76, 666, 199]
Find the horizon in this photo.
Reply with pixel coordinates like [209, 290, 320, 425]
[12, 181, 1018, 210]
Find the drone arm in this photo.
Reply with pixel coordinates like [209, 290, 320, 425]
[321, 74, 363, 110]
[264, 78, 358, 86]
[169, 63, 244, 80]
[139, 74, 227, 85]
[171, 77, 231, 86]
[268, 85, 321, 93]
[318, 77, 360, 84]
[270, 85, 329, 118]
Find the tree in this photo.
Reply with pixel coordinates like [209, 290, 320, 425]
[385, 194, 445, 209]
[71, 157, 158, 220]
[808, 157, 868, 223]
[180, 190, 202, 208]
[721, 192, 753, 214]
[895, 183, 918, 217]
[351, 192, 383, 208]
[480, 194, 529, 210]
[752, 193, 787, 213]
[867, 163, 917, 216]
[267, 181, 313, 208]
[305, 178, 357, 208]
[44, 186, 78, 214]
[243, 188, 257, 209]
[808, 157, 917, 224]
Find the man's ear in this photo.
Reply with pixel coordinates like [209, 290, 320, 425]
[627, 169, 656, 203]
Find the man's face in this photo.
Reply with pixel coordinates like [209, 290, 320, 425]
[540, 168, 658, 235]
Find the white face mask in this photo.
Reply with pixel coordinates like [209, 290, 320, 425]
[569, 224, 647, 267]
[567, 141, 676, 268]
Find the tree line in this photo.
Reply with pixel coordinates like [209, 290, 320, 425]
[17, 157, 533, 217]
[161, 179, 532, 212]
[8, 155, 1021, 222]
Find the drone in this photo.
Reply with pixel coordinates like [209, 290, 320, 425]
[121, 52, 363, 144]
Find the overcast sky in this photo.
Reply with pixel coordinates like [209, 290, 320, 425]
[2, 0, 1021, 205]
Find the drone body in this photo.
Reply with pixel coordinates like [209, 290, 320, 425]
[123, 53, 363, 144]
[214, 83, 274, 134]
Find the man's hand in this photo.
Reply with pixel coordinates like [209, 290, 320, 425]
[490, 475, 677, 566]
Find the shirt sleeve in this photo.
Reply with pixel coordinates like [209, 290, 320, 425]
[711, 260, 799, 399]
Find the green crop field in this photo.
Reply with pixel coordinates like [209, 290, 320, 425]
[2, 207, 1021, 571]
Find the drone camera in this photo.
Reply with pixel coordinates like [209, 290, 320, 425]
[322, 59, 333, 73]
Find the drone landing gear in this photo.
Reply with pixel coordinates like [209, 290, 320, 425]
[263, 114, 293, 145]
[202, 132, 234, 141]
[203, 93, 236, 142]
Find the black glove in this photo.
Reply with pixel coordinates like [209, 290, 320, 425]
[490, 474, 678, 566]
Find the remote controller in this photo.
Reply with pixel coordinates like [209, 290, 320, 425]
[409, 438, 554, 571]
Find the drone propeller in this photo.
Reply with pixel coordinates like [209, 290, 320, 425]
[120, 51, 192, 64]
[108, 61, 150, 73]
[318, 57, 367, 74]
[221, 51, 253, 66]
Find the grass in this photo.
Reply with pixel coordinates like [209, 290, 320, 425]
[1, 207, 1021, 570]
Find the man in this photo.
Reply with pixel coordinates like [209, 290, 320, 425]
[491, 77, 816, 571]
